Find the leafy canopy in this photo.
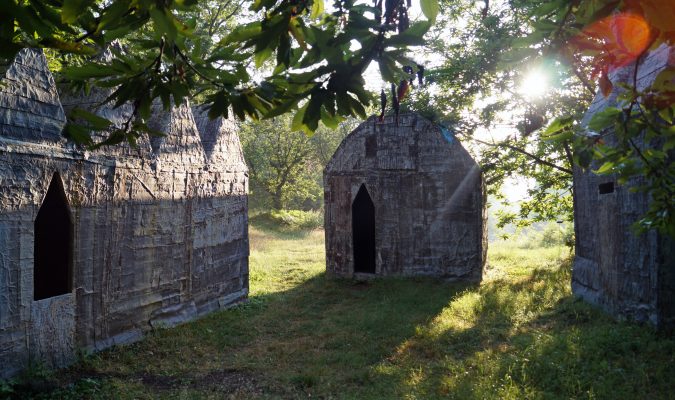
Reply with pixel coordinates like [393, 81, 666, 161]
[522, 0, 675, 236]
[415, 0, 673, 236]
[2, 0, 436, 144]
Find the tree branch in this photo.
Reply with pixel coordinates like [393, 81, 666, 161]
[471, 136, 573, 175]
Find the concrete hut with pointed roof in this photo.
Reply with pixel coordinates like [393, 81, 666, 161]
[572, 44, 675, 329]
[323, 113, 486, 280]
[0, 49, 249, 377]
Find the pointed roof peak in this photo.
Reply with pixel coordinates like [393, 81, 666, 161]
[0, 48, 66, 142]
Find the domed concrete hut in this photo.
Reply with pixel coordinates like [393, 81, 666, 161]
[324, 113, 486, 280]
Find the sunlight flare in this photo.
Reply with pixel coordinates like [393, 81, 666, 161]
[519, 69, 549, 100]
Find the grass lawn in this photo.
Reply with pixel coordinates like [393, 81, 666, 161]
[4, 224, 674, 399]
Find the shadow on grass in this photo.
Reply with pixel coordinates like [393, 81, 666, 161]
[10, 261, 674, 399]
[14, 272, 474, 399]
[209, 273, 477, 396]
[387, 264, 675, 400]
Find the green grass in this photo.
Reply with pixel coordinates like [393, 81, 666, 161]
[4, 227, 674, 399]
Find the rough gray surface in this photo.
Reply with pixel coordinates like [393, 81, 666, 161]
[193, 106, 246, 170]
[0, 49, 249, 378]
[0, 49, 66, 142]
[572, 44, 674, 328]
[324, 113, 486, 280]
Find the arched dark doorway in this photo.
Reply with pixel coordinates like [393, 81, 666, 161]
[352, 184, 375, 273]
[34, 172, 72, 300]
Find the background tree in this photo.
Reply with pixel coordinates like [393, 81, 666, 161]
[240, 115, 353, 210]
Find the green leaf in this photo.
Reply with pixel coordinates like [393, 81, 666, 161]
[378, 56, 399, 83]
[348, 95, 366, 118]
[63, 123, 93, 145]
[264, 98, 299, 119]
[288, 19, 307, 50]
[94, 130, 127, 147]
[658, 106, 673, 124]
[251, 0, 276, 12]
[69, 108, 113, 130]
[40, 38, 97, 55]
[664, 127, 675, 151]
[541, 116, 573, 140]
[310, 0, 324, 20]
[276, 33, 291, 68]
[320, 107, 343, 129]
[302, 90, 324, 133]
[652, 69, 675, 91]
[588, 107, 621, 132]
[346, 82, 371, 105]
[531, 19, 558, 34]
[150, 8, 177, 40]
[420, 0, 439, 22]
[532, 0, 565, 17]
[97, 1, 132, 34]
[336, 92, 351, 116]
[254, 47, 273, 68]
[386, 28, 428, 47]
[576, 148, 593, 169]
[62, 63, 117, 79]
[544, 130, 573, 141]
[62, 0, 93, 24]
[594, 161, 616, 174]
[291, 103, 310, 134]
[208, 91, 230, 120]
[222, 22, 262, 45]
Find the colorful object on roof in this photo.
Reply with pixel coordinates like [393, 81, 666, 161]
[441, 125, 454, 144]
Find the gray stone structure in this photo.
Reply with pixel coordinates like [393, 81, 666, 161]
[324, 113, 486, 280]
[572, 44, 674, 329]
[0, 49, 249, 377]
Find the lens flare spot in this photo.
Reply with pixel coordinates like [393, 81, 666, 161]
[573, 13, 653, 71]
[519, 69, 549, 100]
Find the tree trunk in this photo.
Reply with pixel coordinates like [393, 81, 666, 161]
[272, 189, 283, 210]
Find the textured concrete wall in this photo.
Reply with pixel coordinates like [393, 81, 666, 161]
[572, 44, 674, 328]
[324, 113, 486, 280]
[0, 49, 249, 377]
[0, 50, 66, 142]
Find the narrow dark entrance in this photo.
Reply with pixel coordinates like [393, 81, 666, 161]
[352, 184, 375, 273]
[34, 172, 72, 300]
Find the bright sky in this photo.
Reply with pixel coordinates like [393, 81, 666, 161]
[357, 0, 544, 202]
[333, 0, 547, 202]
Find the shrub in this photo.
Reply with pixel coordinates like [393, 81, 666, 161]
[268, 209, 324, 230]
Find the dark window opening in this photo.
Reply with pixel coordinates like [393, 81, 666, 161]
[34, 172, 72, 301]
[599, 182, 615, 195]
[352, 184, 376, 274]
[365, 135, 377, 157]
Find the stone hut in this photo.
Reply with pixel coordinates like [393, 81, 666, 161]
[324, 113, 486, 280]
[572, 44, 674, 329]
[0, 49, 249, 377]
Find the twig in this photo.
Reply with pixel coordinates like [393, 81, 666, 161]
[472, 136, 573, 175]
[174, 45, 227, 89]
